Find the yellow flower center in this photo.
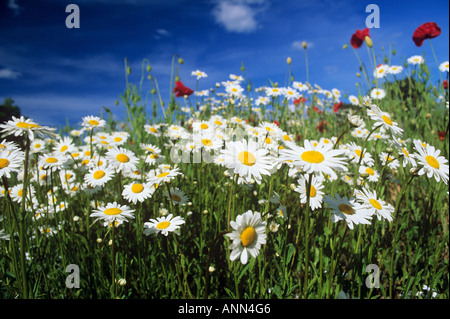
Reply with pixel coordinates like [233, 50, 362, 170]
[114, 137, 123, 142]
[425, 155, 440, 169]
[402, 148, 409, 157]
[89, 119, 99, 126]
[46, 157, 58, 163]
[131, 183, 144, 193]
[116, 153, 130, 163]
[60, 145, 68, 152]
[338, 203, 354, 215]
[355, 149, 364, 158]
[157, 172, 170, 178]
[157, 221, 170, 229]
[18, 189, 23, 197]
[150, 127, 157, 133]
[214, 120, 223, 126]
[200, 123, 209, 130]
[202, 139, 213, 147]
[35, 143, 41, 148]
[171, 194, 181, 202]
[310, 185, 317, 198]
[240, 226, 256, 247]
[93, 170, 105, 180]
[238, 151, 256, 166]
[369, 198, 382, 210]
[365, 168, 375, 175]
[382, 115, 393, 126]
[104, 208, 122, 215]
[301, 150, 324, 163]
[283, 134, 291, 141]
[16, 122, 41, 129]
[0, 158, 10, 169]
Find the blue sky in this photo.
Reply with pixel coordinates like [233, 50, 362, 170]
[0, 0, 448, 128]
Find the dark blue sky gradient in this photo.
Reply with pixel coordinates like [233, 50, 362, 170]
[0, 0, 448, 127]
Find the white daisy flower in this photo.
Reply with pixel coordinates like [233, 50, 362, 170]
[191, 69, 207, 80]
[355, 188, 394, 222]
[359, 166, 380, 182]
[294, 174, 325, 210]
[143, 214, 185, 236]
[370, 88, 386, 100]
[439, 61, 449, 73]
[379, 152, 400, 169]
[105, 147, 139, 173]
[265, 86, 283, 97]
[413, 143, 449, 184]
[374, 64, 389, 78]
[90, 202, 135, 226]
[388, 65, 403, 75]
[0, 148, 23, 179]
[324, 194, 372, 229]
[369, 106, 403, 137]
[163, 187, 189, 205]
[122, 181, 154, 204]
[0, 116, 56, 141]
[84, 166, 115, 188]
[81, 115, 106, 130]
[225, 210, 267, 265]
[407, 55, 424, 65]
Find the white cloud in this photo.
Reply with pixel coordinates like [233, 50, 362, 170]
[212, 0, 267, 33]
[292, 40, 314, 50]
[0, 68, 21, 79]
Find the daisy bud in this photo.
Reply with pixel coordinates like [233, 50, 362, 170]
[208, 266, 215, 273]
[117, 278, 127, 286]
[202, 209, 208, 214]
[175, 76, 180, 82]
[356, 72, 361, 77]
[96, 238, 102, 243]
[108, 240, 112, 246]
[146, 65, 151, 72]
[364, 36, 373, 48]
[73, 216, 80, 222]
[241, 62, 245, 72]
[302, 41, 307, 49]
[178, 57, 184, 64]
[287, 57, 292, 65]
[426, 113, 431, 119]
[342, 44, 348, 50]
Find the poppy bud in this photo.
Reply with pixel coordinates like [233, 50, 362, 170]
[241, 62, 245, 72]
[302, 41, 307, 49]
[178, 57, 184, 64]
[126, 67, 131, 75]
[342, 44, 348, 50]
[147, 75, 152, 80]
[364, 36, 373, 48]
[175, 76, 180, 82]
[146, 65, 151, 72]
[287, 57, 292, 65]
[392, 49, 396, 55]
[356, 72, 361, 77]
[151, 89, 156, 94]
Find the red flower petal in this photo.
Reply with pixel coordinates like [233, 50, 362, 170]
[351, 28, 370, 49]
[173, 81, 193, 97]
[412, 22, 441, 47]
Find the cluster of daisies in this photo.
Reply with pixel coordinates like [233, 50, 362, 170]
[0, 86, 448, 265]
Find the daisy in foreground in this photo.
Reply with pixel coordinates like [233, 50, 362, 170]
[225, 210, 267, 265]
[90, 202, 135, 226]
[143, 214, 185, 236]
[324, 194, 372, 229]
[0, 116, 56, 140]
[413, 143, 449, 184]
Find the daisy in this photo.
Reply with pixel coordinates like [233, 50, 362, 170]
[379, 152, 400, 169]
[373, 64, 389, 78]
[143, 214, 185, 236]
[369, 106, 403, 137]
[192, 120, 212, 132]
[439, 61, 449, 73]
[346, 142, 375, 166]
[109, 131, 129, 146]
[40, 153, 68, 170]
[407, 55, 424, 65]
[294, 174, 325, 210]
[292, 81, 309, 92]
[90, 202, 135, 226]
[105, 147, 139, 173]
[191, 69, 207, 80]
[348, 95, 360, 106]
[281, 87, 300, 100]
[388, 65, 403, 75]
[0, 148, 23, 179]
[265, 86, 283, 98]
[398, 146, 417, 168]
[258, 121, 280, 135]
[53, 136, 76, 156]
[84, 166, 115, 187]
[279, 140, 348, 180]
[359, 165, 380, 182]
[355, 188, 394, 222]
[30, 139, 46, 153]
[225, 210, 267, 265]
[82, 115, 106, 130]
[370, 88, 386, 100]
[144, 124, 162, 137]
[149, 166, 182, 185]
[10, 183, 36, 204]
[163, 187, 189, 205]
[0, 116, 56, 141]
[225, 83, 244, 98]
[220, 138, 272, 184]
[413, 143, 449, 184]
[255, 96, 270, 106]
[122, 181, 154, 204]
[324, 194, 372, 229]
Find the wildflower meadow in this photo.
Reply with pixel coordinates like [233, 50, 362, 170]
[0, 21, 448, 301]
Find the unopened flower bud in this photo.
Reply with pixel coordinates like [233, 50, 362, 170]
[348, 114, 364, 128]
[302, 41, 307, 49]
[117, 278, 127, 286]
[287, 57, 292, 65]
[146, 65, 152, 72]
[364, 36, 373, 48]
[178, 57, 184, 65]
[342, 44, 348, 50]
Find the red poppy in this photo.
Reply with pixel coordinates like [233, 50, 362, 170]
[273, 120, 280, 126]
[312, 106, 322, 114]
[333, 101, 343, 113]
[443, 80, 448, 90]
[412, 22, 441, 47]
[350, 28, 370, 49]
[173, 81, 193, 97]
[316, 120, 328, 133]
[293, 97, 306, 105]
[438, 131, 446, 141]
